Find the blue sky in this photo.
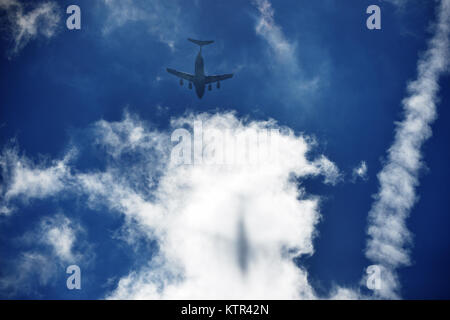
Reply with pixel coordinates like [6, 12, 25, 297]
[0, 0, 449, 299]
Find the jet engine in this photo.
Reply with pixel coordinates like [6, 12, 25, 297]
[180, 79, 183, 86]
[217, 81, 220, 89]
[189, 82, 192, 89]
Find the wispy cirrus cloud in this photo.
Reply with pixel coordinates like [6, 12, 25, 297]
[0, 252, 57, 297]
[252, 0, 323, 103]
[253, 0, 296, 66]
[0, 0, 60, 56]
[101, 0, 186, 50]
[0, 214, 87, 297]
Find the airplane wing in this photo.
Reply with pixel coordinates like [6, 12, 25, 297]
[166, 68, 195, 81]
[205, 74, 233, 84]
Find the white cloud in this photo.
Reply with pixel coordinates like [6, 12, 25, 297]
[314, 156, 341, 185]
[0, 213, 90, 296]
[253, 0, 296, 65]
[1, 112, 340, 299]
[329, 286, 362, 300]
[39, 214, 80, 263]
[0, 146, 73, 209]
[364, 0, 450, 299]
[101, 0, 184, 49]
[106, 113, 336, 299]
[352, 161, 368, 181]
[92, 111, 169, 160]
[383, 0, 408, 7]
[0, 0, 60, 55]
[252, 0, 323, 101]
[0, 204, 12, 216]
[0, 252, 57, 296]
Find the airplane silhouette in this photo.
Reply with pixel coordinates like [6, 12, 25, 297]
[167, 38, 233, 98]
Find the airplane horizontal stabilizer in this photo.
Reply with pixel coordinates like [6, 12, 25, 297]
[188, 38, 214, 46]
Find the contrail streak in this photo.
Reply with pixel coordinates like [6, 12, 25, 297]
[365, 0, 450, 299]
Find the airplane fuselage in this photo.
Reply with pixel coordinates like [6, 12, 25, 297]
[193, 51, 206, 98]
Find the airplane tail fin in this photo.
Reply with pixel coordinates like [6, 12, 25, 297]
[188, 38, 214, 46]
